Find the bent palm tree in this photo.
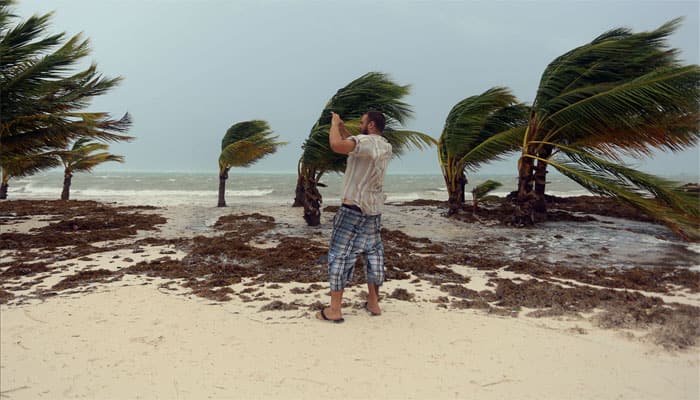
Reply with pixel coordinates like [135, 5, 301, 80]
[58, 138, 124, 200]
[295, 72, 436, 226]
[218, 120, 286, 207]
[0, 152, 60, 199]
[437, 87, 528, 214]
[0, 0, 132, 187]
[514, 18, 699, 238]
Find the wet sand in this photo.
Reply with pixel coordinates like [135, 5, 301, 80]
[1, 199, 699, 399]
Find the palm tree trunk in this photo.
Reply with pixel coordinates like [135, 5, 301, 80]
[444, 158, 467, 215]
[533, 146, 553, 222]
[217, 170, 228, 207]
[446, 172, 467, 215]
[61, 172, 72, 200]
[293, 159, 305, 207]
[0, 172, 8, 200]
[293, 172, 304, 207]
[302, 167, 322, 226]
[514, 154, 536, 226]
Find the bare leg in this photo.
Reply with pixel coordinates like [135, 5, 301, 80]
[366, 283, 381, 315]
[317, 290, 344, 320]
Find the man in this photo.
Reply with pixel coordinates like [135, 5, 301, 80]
[316, 110, 392, 323]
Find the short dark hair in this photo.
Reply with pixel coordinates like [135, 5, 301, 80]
[365, 110, 385, 132]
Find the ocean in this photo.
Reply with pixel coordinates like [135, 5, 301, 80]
[11, 170, 698, 207]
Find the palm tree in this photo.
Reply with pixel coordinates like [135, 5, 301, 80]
[58, 138, 124, 200]
[0, 0, 133, 190]
[295, 72, 436, 226]
[514, 18, 700, 238]
[437, 87, 529, 214]
[218, 120, 286, 207]
[0, 152, 60, 199]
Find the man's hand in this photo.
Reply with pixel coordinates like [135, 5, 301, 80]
[329, 111, 355, 154]
[331, 111, 344, 127]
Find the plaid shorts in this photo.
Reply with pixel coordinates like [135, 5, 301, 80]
[328, 206, 385, 291]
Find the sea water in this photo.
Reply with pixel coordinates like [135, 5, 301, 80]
[7, 170, 608, 206]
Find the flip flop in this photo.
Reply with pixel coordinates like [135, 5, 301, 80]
[317, 308, 344, 324]
[364, 302, 380, 316]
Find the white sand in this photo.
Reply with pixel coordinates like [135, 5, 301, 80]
[1, 202, 699, 399]
[2, 280, 698, 400]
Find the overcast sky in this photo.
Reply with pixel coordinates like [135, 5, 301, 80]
[14, 0, 700, 176]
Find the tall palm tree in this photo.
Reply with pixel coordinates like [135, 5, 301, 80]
[218, 120, 286, 207]
[437, 87, 529, 214]
[514, 18, 699, 238]
[295, 72, 436, 226]
[58, 138, 124, 200]
[0, 0, 133, 189]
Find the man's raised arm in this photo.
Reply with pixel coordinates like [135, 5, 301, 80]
[329, 112, 356, 154]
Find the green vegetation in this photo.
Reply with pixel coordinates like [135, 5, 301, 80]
[437, 87, 528, 214]
[58, 138, 124, 200]
[513, 18, 699, 239]
[471, 180, 503, 213]
[0, 0, 132, 199]
[218, 120, 286, 207]
[295, 72, 435, 226]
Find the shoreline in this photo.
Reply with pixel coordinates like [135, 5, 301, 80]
[1, 198, 699, 399]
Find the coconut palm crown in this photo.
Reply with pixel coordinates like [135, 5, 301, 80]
[515, 18, 699, 239]
[295, 72, 436, 226]
[218, 120, 286, 207]
[58, 138, 124, 200]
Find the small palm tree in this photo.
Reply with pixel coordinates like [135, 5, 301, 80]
[514, 18, 699, 238]
[0, 0, 132, 186]
[472, 180, 502, 213]
[58, 138, 124, 200]
[437, 87, 528, 214]
[295, 72, 435, 226]
[218, 120, 286, 207]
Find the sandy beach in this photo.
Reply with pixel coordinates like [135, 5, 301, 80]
[1, 198, 699, 399]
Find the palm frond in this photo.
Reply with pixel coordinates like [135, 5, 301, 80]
[542, 65, 700, 152]
[219, 120, 286, 170]
[542, 156, 700, 240]
[219, 138, 278, 169]
[438, 87, 528, 173]
[221, 120, 274, 149]
[0, 0, 65, 67]
[313, 72, 413, 128]
[555, 144, 699, 217]
[300, 72, 427, 174]
[534, 18, 682, 114]
[458, 125, 526, 172]
[70, 152, 124, 173]
[56, 138, 124, 173]
[472, 180, 503, 200]
[1, 151, 61, 179]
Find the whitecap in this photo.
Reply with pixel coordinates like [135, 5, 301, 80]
[686, 243, 700, 255]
